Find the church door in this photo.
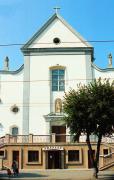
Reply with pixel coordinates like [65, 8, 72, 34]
[52, 126, 66, 142]
[48, 151, 61, 169]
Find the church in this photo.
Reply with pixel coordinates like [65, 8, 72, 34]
[0, 12, 114, 170]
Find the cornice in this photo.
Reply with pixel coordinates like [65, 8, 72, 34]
[92, 63, 114, 72]
[0, 64, 24, 75]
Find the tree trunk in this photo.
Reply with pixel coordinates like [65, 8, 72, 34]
[86, 133, 102, 179]
[86, 133, 98, 179]
[86, 133, 95, 167]
[95, 134, 102, 178]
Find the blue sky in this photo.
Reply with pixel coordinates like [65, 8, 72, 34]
[0, 0, 114, 70]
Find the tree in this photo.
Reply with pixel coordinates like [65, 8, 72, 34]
[63, 79, 114, 178]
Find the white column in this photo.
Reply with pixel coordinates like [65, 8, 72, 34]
[23, 55, 30, 135]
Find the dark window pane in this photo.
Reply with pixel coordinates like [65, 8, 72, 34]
[103, 149, 108, 155]
[59, 75, 64, 80]
[52, 75, 58, 81]
[12, 127, 18, 136]
[59, 80, 64, 86]
[52, 70, 58, 75]
[28, 151, 39, 162]
[52, 69, 65, 91]
[0, 151, 4, 156]
[52, 81, 58, 86]
[52, 86, 58, 91]
[59, 86, 64, 91]
[59, 70, 64, 75]
[68, 150, 79, 161]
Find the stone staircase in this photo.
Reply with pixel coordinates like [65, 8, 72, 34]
[100, 161, 114, 171]
[99, 136, 114, 171]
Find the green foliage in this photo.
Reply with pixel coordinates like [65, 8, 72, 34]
[63, 78, 114, 177]
[63, 78, 114, 139]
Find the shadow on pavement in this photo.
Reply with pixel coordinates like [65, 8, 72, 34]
[98, 174, 114, 180]
[0, 172, 48, 179]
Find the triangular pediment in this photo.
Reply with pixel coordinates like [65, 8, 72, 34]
[21, 13, 92, 50]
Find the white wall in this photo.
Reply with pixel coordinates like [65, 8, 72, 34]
[29, 18, 88, 49]
[0, 70, 23, 136]
[28, 53, 92, 135]
[93, 65, 114, 82]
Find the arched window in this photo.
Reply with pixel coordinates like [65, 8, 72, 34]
[55, 98, 62, 113]
[11, 127, 18, 136]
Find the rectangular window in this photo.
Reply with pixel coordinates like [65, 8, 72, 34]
[52, 69, 65, 91]
[103, 149, 108, 155]
[68, 150, 79, 162]
[28, 151, 39, 162]
[0, 151, 4, 156]
[12, 127, 18, 136]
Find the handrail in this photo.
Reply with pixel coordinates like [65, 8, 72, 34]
[0, 136, 5, 148]
[99, 161, 114, 171]
[100, 152, 114, 158]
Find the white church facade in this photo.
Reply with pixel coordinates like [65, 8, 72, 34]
[0, 13, 114, 170]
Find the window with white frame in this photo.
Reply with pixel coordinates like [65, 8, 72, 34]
[52, 69, 65, 91]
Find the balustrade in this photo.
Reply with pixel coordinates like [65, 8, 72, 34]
[1, 134, 114, 144]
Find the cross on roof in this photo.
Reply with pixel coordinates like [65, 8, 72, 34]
[53, 7, 61, 14]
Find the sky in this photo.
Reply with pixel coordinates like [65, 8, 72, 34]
[0, 0, 114, 70]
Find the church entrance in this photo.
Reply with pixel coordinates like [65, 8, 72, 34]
[52, 126, 66, 142]
[48, 150, 61, 169]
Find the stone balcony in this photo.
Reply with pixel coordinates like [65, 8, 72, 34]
[0, 134, 114, 145]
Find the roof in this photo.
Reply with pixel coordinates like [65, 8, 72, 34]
[21, 13, 92, 51]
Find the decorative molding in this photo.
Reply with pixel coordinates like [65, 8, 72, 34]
[0, 64, 24, 75]
[49, 65, 66, 70]
[92, 63, 114, 72]
[22, 47, 93, 53]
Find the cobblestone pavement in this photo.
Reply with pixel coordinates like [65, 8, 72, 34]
[0, 169, 114, 180]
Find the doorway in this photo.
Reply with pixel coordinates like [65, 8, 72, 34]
[48, 151, 61, 169]
[12, 151, 19, 168]
[52, 126, 66, 142]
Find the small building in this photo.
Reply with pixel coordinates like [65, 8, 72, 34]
[0, 12, 114, 170]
